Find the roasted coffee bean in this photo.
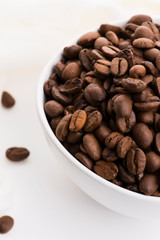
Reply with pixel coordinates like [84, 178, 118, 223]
[132, 123, 153, 149]
[141, 74, 153, 84]
[75, 152, 93, 170]
[50, 116, 63, 131]
[154, 113, 160, 131]
[84, 83, 106, 106]
[139, 174, 159, 195]
[117, 136, 133, 158]
[146, 151, 160, 172]
[94, 37, 110, 50]
[67, 131, 83, 144]
[54, 61, 65, 79]
[79, 49, 92, 71]
[59, 78, 82, 94]
[1, 91, 15, 108]
[133, 38, 155, 48]
[142, 21, 160, 41]
[6, 147, 30, 161]
[128, 14, 152, 25]
[154, 77, 160, 97]
[62, 62, 80, 81]
[99, 23, 121, 35]
[155, 132, 160, 154]
[125, 23, 138, 32]
[80, 143, 87, 153]
[110, 57, 128, 77]
[118, 164, 135, 184]
[51, 86, 73, 105]
[63, 45, 82, 59]
[44, 79, 58, 96]
[0, 216, 14, 234]
[44, 100, 64, 118]
[116, 111, 136, 133]
[142, 61, 156, 75]
[77, 32, 100, 47]
[129, 65, 146, 78]
[94, 59, 111, 76]
[102, 45, 120, 59]
[156, 54, 160, 71]
[90, 49, 105, 61]
[84, 105, 97, 114]
[137, 111, 154, 125]
[113, 94, 132, 118]
[105, 31, 119, 46]
[84, 110, 102, 132]
[144, 48, 160, 62]
[102, 147, 118, 161]
[133, 26, 155, 41]
[105, 132, 123, 149]
[118, 40, 131, 50]
[64, 105, 74, 115]
[133, 87, 155, 102]
[121, 78, 147, 93]
[95, 122, 112, 143]
[55, 114, 72, 142]
[94, 161, 118, 180]
[126, 148, 146, 175]
[134, 96, 160, 112]
[83, 134, 101, 161]
[69, 110, 87, 132]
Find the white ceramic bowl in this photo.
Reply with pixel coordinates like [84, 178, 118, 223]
[37, 18, 160, 219]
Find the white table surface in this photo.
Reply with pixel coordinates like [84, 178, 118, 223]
[1, 0, 160, 239]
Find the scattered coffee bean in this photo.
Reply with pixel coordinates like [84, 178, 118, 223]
[44, 15, 160, 196]
[6, 147, 30, 161]
[1, 91, 15, 108]
[0, 216, 14, 234]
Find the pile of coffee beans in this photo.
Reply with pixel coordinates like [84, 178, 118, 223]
[44, 14, 160, 196]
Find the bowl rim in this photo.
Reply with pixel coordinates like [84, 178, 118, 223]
[36, 17, 160, 203]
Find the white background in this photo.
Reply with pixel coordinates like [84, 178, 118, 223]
[1, 0, 160, 239]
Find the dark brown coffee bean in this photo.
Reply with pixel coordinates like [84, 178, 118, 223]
[121, 78, 147, 93]
[105, 132, 123, 149]
[116, 111, 136, 134]
[125, 23, 138, 32]
[154, 77, 160, 97]
[54, 61, 65, 79]
[102, 45, 120, 59]
[55, 114, 72, 142]
[117, 136, 133, 158]
[133, 87, 155, 102]
[118, 40, 131, 50]
[44, 79, 58, 96]
[126, 148, 146, 175]
[133, 38, 155, 48]
[51, 86, 73, 105]
[62, 62, 80, 81]
[141, 74, 153, 84]
[67, 131, 83, 144]
[154, 113, 160, 131]
[59, 78, 82, 94]
[102, 147, 118, 161]
[128, 14, 152, 25]
[83, 134, 101, 161]
[110, 57, 128, 77]
[50, 116, 63, 131]
[77, 32, 100, 47]
[94, 59, 111, 76]
[64, 105, 74, 115]
[90, 49, 106, 61]
[69, 110, 87, 132]
[146, 151, 160, 172]
[84, 105, 97, 114]
[6, 147, 30, 161]
[75, 152, 93, 170]
[142, 21, 160, 41]
[105, 31, 119, 46]
[137, 111, 153, 125]
[84, 83, 106, 106]
[144, 48, 160, 62]
[0, 216, 14, 234]
[139, 174, 158, 195]
[132, 123, 153, 149]
[133, 26, 155, 41]
[79, 49, 92, 71]
[99, 24, 121, 35]
[80, 143, 87, 154]
[134, 96, 160, 112]
[113, 94, 132, 118]
[94, 37, 110, 50]
[84, 110, 102, 132]
[118, 164, 135, 184]
[44, 100, 64, 118]
[94, 161, 118, 180]
[64, 142, 80, 155]
[129, 65, 146, 78]
[95, 122, 112, 143]
[63, 45, 82, 59]
[73, 99, 88, 111]
[142, 61, 156, 75]
[1, 91, 15, 108]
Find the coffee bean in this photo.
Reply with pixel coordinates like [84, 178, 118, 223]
[84, 110, 102, 132]
[132, 123, 153, 149]
[102, 45, 120, 59]
[84, 83, 106, 106]
[55, 114, 72, 142]
[51, 86, 73, 105]
[134, 96, 160, 112]
[69, 110, 87, 132]
[102, 147, 118, 161]
[154, 77, 160, 97]
[137, 111, 153, 125]
[110, 57, 128, 77]
[44, 79, 58, 96]
[44, 100, 64, 118]
[6, 147, 30, 161]
[141, 74, 153, 84]
[121, 78, 147, 93]
[94, 37, 110, 50]
[125, 23, 138, 32]
[105, 132, 123, 149]
[105, 31, 119, 46]
[95, 122, 112, 143]
[128, 14, 152, 25]
[126, 184, 139, 193]
[155, 132, 160, 154]
[94, 59, 111, 76]
[1, 91, 15, 108]
[129, 65, 146, 78]
[113, 94, 132, 118]
[75, 152, 93, 170]
[59, 78, 82, 94]
[54, 61, 65, 79]
[62, 62, 80, 81]
[133, 38, 155, 48]
[156, 54, 160, 71]
[0, 216, 14, 234]
[146, 151, 160, 172]
[64, 105, 74, 115]
[142, 21, 160, 41]
[99, 23, 121, 35]
[77, 32, 100, 47]
[67, 131, 83, 144]
[139, 174, 158, 195]
[50, 116, 63, 131]
[116, 111, 136, 133]
[83, 134, 101, 161]
[117, 136, 133, 158]
[79, 49, 92, 71]
[126, 148, 146, 175]
[63, 45, 82, 59]
[144, 48, 160, 62]
[133, 26, 155, 40]
[118, 164, 135, 184]
[94, 161, 118, 180]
